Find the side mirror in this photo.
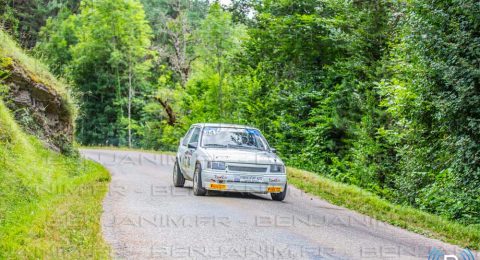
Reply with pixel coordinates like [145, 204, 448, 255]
[271, 148, 277, 154]
[179, 138, 184, 145]
[188, 142, 198, 149]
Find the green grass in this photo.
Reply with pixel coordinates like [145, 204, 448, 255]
[0, 101, 111, 259]
[287, 167, 480, 250]
[0, 30, 75, 118]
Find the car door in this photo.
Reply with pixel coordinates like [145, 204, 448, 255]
[184, 126, 201, 179]
[178, 127, 194, 174]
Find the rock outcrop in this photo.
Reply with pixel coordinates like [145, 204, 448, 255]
[2, 59, 74, 153]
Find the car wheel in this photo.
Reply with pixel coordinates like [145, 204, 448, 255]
[271, 183, 287, 201]
[173, 160, 185, 187]
[193, 163, 207, 196]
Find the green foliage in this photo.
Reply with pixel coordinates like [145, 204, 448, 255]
[36, 0, 153, 146]
[379, 0, 480, 224]
[0, 0, 80, 48]
[35, 8, 78, 76]
[0, 56, 11, 97]
[0, 1, 18, 36]
[71, 0, 152, 146]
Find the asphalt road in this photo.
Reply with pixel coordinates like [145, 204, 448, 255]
[81, 149, 468, 260]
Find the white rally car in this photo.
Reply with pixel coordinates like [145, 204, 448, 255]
[173, 123, 287, 201]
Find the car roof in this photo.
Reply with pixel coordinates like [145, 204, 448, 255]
[191, 123, 260, 130]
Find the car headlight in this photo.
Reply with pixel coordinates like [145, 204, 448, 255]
[207, 161, 226, 170]
[270, 164, 285, 173]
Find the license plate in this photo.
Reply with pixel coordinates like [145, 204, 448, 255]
[209, 183, 227, 190]
[240, 176, 264, 183]
[267, 186, 282, 193]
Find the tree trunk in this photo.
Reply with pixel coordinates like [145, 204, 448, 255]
[156, 98, 176, 126]
[128, 64, 132, 148]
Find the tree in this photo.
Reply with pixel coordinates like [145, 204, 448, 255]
[380, 0, 480, 223]
[143, 0, 208, 126]
[0, 0, 81, 48]
[68, 0, 152, 146]
[194, 2, 245, 117]
[34, 7, 77, 76]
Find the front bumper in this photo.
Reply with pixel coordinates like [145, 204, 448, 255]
[201, 169, 287, 194]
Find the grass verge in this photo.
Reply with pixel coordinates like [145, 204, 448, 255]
[0, 101, 111, 258]
[287, 167, 480, 250]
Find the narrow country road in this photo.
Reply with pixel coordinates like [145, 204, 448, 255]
[81, 149, 466, 260]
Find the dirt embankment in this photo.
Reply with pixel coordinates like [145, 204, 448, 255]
[1, 59, 73, 153]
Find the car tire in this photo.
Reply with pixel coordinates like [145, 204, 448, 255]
[193, 163, 207, 196]
[173, 159, 185, 187]
[271, 183, 287, 201]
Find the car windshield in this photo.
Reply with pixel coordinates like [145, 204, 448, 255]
[201, 127, 269, 151]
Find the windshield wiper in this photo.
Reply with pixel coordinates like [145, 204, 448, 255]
[204, 144, 227, 148]
[227, 144, 263, 150]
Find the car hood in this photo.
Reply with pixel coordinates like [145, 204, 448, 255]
[202, 148, 284, 165]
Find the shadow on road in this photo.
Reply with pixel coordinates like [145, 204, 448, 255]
[180, 185, 272, 201]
